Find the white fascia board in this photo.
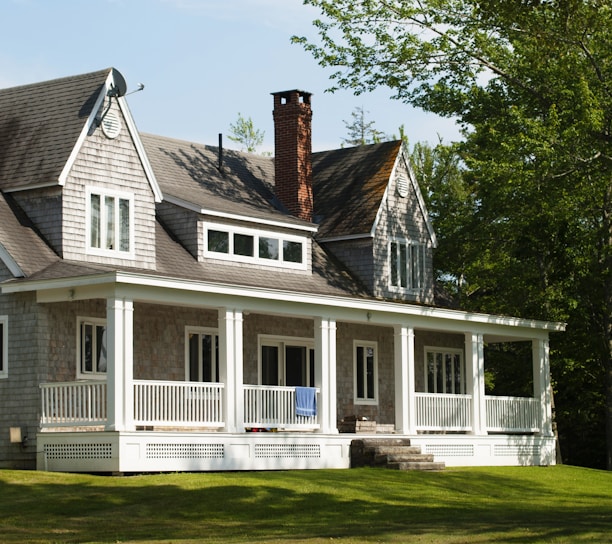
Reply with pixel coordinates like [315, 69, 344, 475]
[318, 233, 373, 243]
[58, 71, 109, 187]
[2, 181, 60, 193]
[118, 96, 163, 203]
[400, 143, 438, 248]
[0, 243, 25, 277]
[370, 183, 389, 239]
[2, 270, 565, 337]
[165, 195, 318, 233]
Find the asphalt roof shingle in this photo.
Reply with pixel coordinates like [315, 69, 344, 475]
[0, 69, 110, 191]
[312, 141, 401, 239]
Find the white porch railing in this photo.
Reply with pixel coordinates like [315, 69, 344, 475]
[40, 381, 107, 427]
[486, 395, 540, 432]
[40, 381, 539, 434]
[243, 385, 320, 430]
[133, 380, 224, 428]
[416, 393, 472, 431]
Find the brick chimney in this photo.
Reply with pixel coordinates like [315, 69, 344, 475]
[272, 90, 313, 222]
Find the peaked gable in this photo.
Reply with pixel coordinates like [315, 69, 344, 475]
[312, 141, 401, 239]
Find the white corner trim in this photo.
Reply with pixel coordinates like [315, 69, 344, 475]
[58, 71, 110, 186]
[400, 146, 438, 248]
[0, 242, 25, 277]
[118, 96, 163, 203]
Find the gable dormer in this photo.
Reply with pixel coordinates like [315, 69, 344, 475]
[0, 68, 161, 272]
[313, 141, 437, 305]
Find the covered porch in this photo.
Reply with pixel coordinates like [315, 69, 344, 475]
[22, 273, 561, 472]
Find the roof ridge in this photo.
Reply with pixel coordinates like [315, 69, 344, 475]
[0, 67, 112, 94]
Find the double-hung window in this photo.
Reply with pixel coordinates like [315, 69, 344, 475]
[354, 341, 378, 404]
[424, 348, 465, 394]
[389, 239, 426, 291]
[0, 316, 7, 379]
[186, 328, 220, 382]
[86, 187, 134, 257]
[78, 317, 107, 379]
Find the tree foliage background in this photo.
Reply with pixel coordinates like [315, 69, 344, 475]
[295, 0, 612, 469]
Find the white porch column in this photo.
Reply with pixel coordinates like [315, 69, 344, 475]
[533, 337, 553, 436]
[465, 332, 487, 435]
[219, 308, 244, 433]
[394, 325, 416, 434]
[105, 297, 134, 432]
[315, 317, 337, 434]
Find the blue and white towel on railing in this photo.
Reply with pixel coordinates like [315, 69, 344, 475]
[295, 387, 317, 417]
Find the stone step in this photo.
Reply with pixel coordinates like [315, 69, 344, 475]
[350, 438, 445, 471]
[374, 453, 435, 465]
[387, 461, 446, 471]
[366, 445, 423, 456]
[355, 438, 413, 447]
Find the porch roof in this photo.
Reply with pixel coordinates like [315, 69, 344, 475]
[1, 219, 565, 340]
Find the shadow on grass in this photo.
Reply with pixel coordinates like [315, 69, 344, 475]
[0, 467, 610, 543]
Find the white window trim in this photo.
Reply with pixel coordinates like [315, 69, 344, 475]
[389, 238, 427, 293]
[184, 326, 219, 382]
[85, 186, 135, 259]
[0, 315, 7, 379]
[353, 340, 379, 405]
[258, 334, 314, 386]
[76, 316, 107, 380]
[204, 221, 308, 271]
[423, 346, 465, 394]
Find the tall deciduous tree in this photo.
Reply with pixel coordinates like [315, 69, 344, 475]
[295, 0, 612, 469]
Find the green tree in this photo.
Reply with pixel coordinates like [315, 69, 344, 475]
[228, 113, 265, 153]
[342, 106, 387, 146]
[295, 0, 612, 469]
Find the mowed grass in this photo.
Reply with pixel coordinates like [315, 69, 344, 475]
[0, 465, 610, 543]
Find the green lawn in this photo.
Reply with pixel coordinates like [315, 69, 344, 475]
[0, 465, 610, 543]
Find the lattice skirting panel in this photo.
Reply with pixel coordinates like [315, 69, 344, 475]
[44, 443, 113, 460]
[37, 432, 349, 473]
[37, 432, 555, 472]
[146, 443, 225, 459]
[414, 436, 556, 467]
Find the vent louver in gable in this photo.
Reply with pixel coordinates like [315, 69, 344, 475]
[396, 175, 409, 198]
[101, 111, 121, 139]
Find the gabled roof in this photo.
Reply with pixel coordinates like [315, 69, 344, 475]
[312, 141, 402, 239]
[141, 133, 313, 230]
[0, 69, 110, 191]
[0, 192, 58, 276]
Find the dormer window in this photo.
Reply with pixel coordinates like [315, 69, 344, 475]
[204, 222, 306, 270]
[389, 239, 426, 292]
[86, 187, 134, 258]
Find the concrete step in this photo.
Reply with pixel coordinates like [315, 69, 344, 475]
[387, 461, 446, 471]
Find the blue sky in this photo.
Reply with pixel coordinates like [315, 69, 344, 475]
[0, 0, 460, 152]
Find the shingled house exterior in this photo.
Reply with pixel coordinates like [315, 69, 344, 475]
[0, 68, 564, 473]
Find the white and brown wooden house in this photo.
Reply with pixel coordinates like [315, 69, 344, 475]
[0, 69, 564, 472]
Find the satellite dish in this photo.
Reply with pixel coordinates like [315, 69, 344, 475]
[109, 68, 128, 97]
